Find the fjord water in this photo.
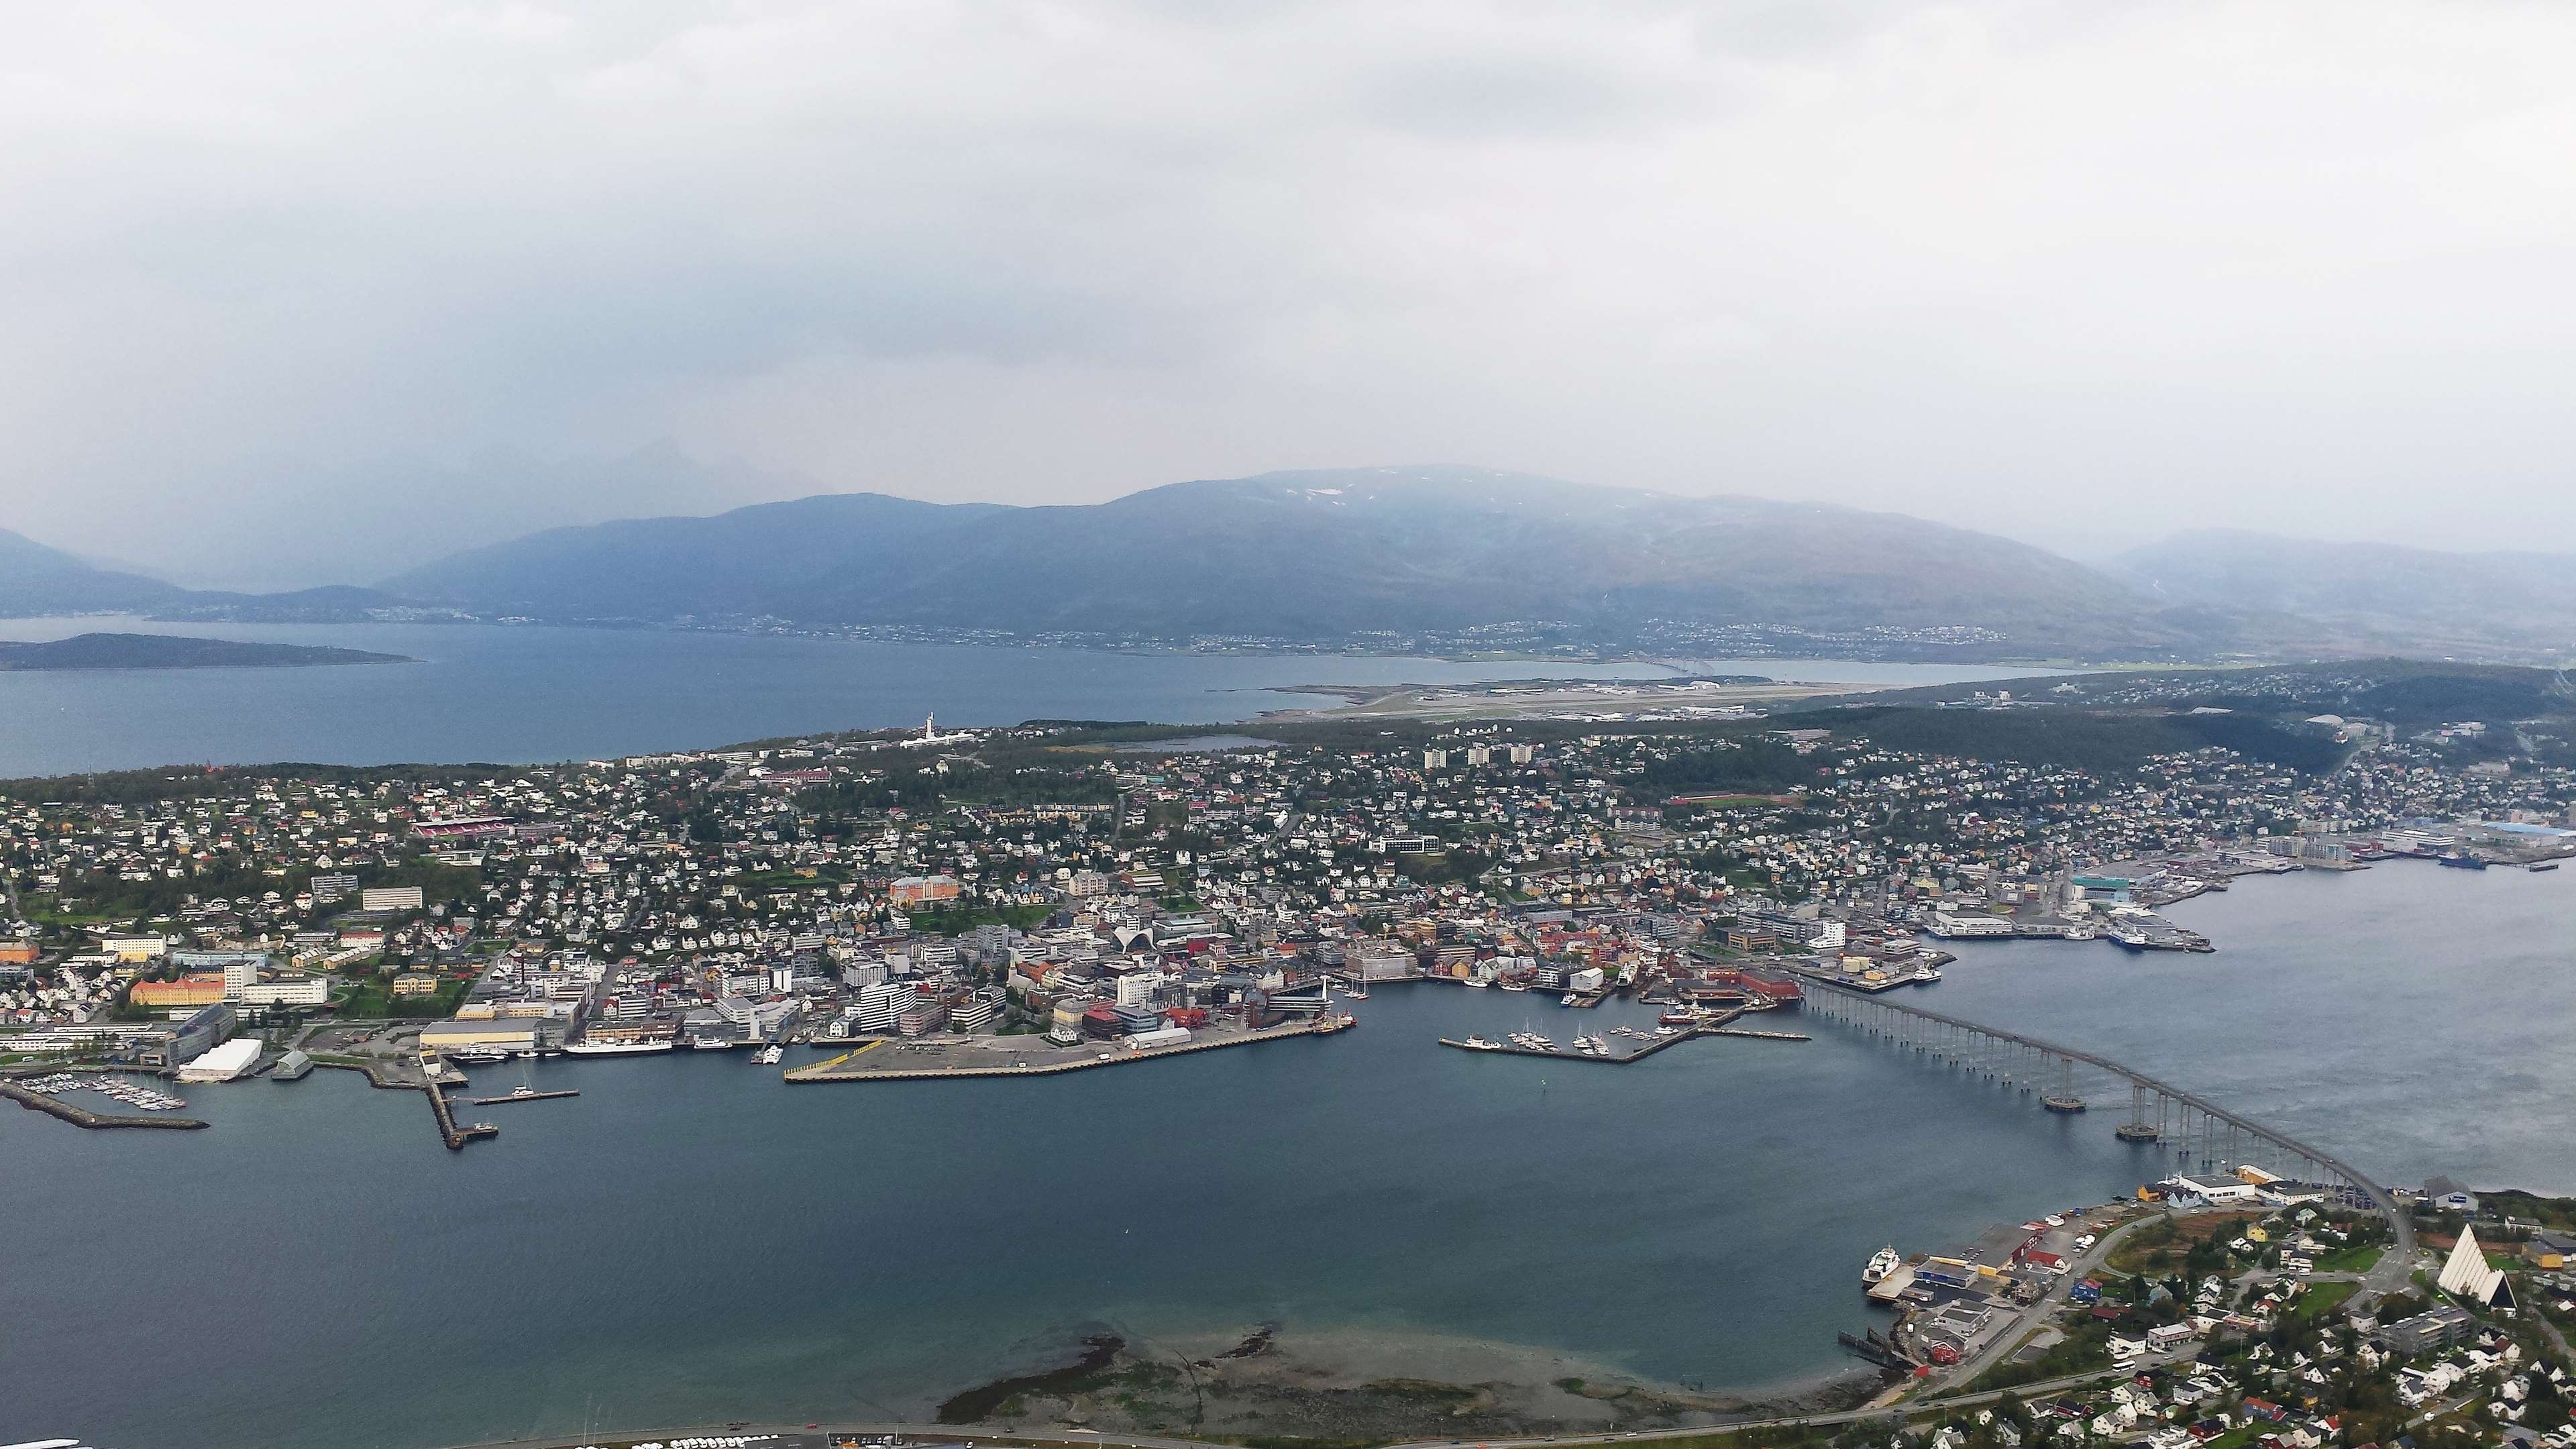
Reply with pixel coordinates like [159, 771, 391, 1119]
[13, 864, 2569, 1449]
[0, 616, 2035, 777]
[9, 989, 2154, 1449]
[1933, 857, 2576, 1195]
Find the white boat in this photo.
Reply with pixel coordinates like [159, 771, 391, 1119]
[1460, 1034, 1503, 1051]
[755, 1044, 784, 1065]
[1498, 980, 1529, 992]
[1560, 993, 1579, 1007]
[1462, 978, 1490, 988]
[561, 1038, 677, 1057]
[1864, 1246, 1901, 1285]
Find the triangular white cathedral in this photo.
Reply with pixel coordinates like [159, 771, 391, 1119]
[2436, 1224, 2516, 1308]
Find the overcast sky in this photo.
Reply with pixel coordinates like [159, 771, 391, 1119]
[7, 1, 2576, 588]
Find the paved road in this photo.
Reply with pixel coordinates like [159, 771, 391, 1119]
[1919, 1209, 2167, 1397]
[2361, 1226, 2418, 1302]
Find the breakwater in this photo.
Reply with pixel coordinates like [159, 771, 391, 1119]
[0, 1078, 207, 1130]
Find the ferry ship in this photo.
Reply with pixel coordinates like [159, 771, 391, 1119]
[754, 1044, 784, 1065]
[1863, 1246, 1901, 1285]
[561, 1038, 677, 1057]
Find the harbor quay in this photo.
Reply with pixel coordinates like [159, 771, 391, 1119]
[784, 1012, 1351, 1081]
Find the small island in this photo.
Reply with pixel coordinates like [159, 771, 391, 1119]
[0, 631, 414, 671]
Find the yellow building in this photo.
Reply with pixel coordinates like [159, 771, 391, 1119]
[131, 973, 227, 1009]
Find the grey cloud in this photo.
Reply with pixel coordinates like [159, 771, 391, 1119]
[3, 0, 2576, 584]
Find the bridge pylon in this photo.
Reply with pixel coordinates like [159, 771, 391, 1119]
[2115, 1081, 2161, 1141]
[2039, 1053, 2085, 1114]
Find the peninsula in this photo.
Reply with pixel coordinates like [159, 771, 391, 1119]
[0, 631, 413, 671]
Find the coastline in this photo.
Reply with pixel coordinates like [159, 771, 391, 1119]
[931, 1320, 1890, 1440]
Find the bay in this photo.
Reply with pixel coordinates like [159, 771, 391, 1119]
[0, 616, 2033, 778]
[5, 989, 2154, 1449]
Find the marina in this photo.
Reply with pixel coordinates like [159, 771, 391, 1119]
[0, 1074, 207, 1131]
[1437, 1008, 1764, 1064]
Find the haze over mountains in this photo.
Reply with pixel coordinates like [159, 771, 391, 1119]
[9, 468, 2571, 663]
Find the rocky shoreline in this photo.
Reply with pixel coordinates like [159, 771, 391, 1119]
[940, 1322, 1893, 1440]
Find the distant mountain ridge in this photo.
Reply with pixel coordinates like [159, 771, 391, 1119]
[10, 468, 2571, 663]
[376, 466, 2198, 657]
[0, 528, 187, 616]
[2114, 529, 2576, 658]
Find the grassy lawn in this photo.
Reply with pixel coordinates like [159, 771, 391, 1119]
[1960, 1323, 2114, 1395]
[335, 976, 470, 1018]
[2318, 1244, 2385, 1273]
[2107, 1210, 2261, 1277]
[2294, 1280, 2360, 1323]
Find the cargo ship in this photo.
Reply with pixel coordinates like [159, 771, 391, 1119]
[2438, 852, 2488, 870]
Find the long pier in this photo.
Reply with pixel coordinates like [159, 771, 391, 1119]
[1435, 1007, 1811, 1064]
[425, 1085, 498, 1149]
[1436, 1031, 1693, 1064]
[786, 1018, 1348, 1083]
[1796, 980, 2409, 1252]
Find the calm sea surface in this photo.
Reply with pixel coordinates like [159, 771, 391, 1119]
[5, 863, 2567, 1449]
[1931, 858, 2576, 1197]
[0, 616, 2033, 777]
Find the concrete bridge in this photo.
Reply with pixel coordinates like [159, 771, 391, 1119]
[1796, 979, 2412, 1264]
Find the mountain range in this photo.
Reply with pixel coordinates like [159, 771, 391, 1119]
[8, 468, 2571, 663]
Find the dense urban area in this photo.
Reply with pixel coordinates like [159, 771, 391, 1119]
[6, 661, 2575, 1449]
